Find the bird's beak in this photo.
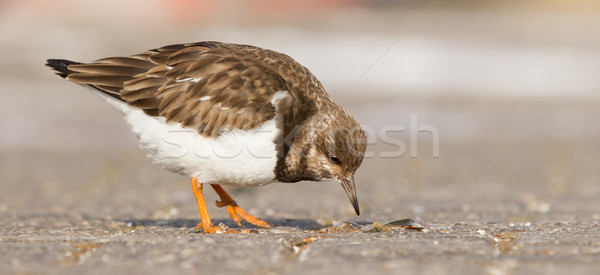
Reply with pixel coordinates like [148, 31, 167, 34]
[339, 175, 360, 215]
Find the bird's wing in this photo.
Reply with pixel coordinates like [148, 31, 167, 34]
[62, 42, 293, 137]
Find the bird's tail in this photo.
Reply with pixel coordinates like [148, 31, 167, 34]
[46, 59, 82, 78]
[45, 58, 128, 108]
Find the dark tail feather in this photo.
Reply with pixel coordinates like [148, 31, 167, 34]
[46, 58, 125, 102]
[46, 59, 82, 78]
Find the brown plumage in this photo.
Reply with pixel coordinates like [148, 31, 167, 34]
[47, 41, 367, 231]
[49, 42, 326, 138]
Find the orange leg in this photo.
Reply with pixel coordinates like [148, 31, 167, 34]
[210, 184, 271, 228]
[190, 178, 223, 233]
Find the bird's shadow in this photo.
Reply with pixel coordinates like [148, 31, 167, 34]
[121, 218, 328, 231]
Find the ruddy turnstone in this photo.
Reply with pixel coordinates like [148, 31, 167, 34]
[47, 41, 367, 233]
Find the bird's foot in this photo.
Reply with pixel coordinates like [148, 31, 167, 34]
[190, 178, 239, 234]
[195, 222, 239, 234]
[195, 222, 221, 233]
[215, 199, 271, 229]
[210, 184, 271, 229]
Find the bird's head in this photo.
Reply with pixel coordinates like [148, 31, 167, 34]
[318, 122, 367, 215]
[294, 107, 368, 215]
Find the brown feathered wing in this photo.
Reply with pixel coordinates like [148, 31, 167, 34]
[61, 42, 292, 137]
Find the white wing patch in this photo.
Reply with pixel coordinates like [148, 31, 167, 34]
[175, 77, 201, 83]
[271, 90, 290, 106]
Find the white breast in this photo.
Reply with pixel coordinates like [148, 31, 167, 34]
[119, 105, 279, 187]
[87, 87, 286, 187]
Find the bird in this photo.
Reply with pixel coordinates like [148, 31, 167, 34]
[46, 41, 367, 233]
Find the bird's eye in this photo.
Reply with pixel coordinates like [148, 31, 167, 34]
[329, 155, 341, 165]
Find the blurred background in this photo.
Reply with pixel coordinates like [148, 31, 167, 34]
[1, 0, 599, 223]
